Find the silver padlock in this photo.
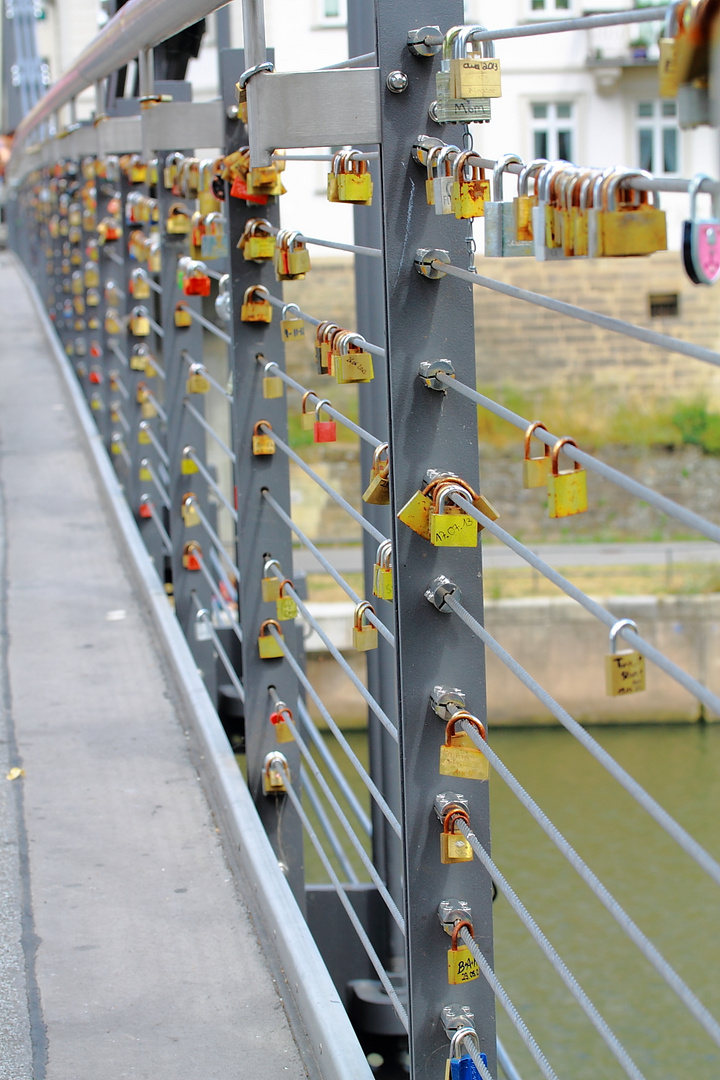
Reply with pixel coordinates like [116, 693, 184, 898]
[433, 144, 460, 217]
[484, 153, 526, 258]
[214, 273, 232, 323]
[587, 167, 618, 258]
[532, 161, 571, 262]
[682, 173, 720, 286]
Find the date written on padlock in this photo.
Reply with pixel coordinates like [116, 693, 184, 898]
[439, 712, 489, 781]
[398, 475, 499, 543]
[276, 579, 298, 622]
[447, 921, 480, 985]
[547, 437, 587, 519]
[430, 484, 478, 548]
[605, 618, 646, 697]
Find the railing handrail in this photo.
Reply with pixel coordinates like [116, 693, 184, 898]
[12, 0, 228, 154]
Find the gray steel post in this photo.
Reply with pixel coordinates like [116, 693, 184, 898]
[221, 49, 305, 909]
[373, 1, 497, 1075]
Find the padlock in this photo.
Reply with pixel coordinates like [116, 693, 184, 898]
[262, 558, 282, 602]
[300, 391, 317, 431]
[186, 364, 210, 394]
[372, 541, 394, 602]
[439, 713, 489, 780]
[129, 267, 151, 300]
[182, 540, 202, 571]
[326, 326, 344, 378]
[166, 201, 191, 235]
[513, 158, 548, 244]
[433, 145, 460, 216]
[424, 145, 442, 206]
[138, 498, 153, 519]
[163, 151, 184, 192]
[270, 704, 295, 744]
[430, 484, 478, 548]
[605, 618, 646, 697]
[314, 399, 336, 443]
[522, 421, 551, 489]
[599, 170, 667, 258]
[275, 579, 298, 622]
[181, 447, 199, 475]
[262, 752, 289, 793]
[139, 459, 152, 482]
[230, 169, 269, 204]
[86, 288, 100, 307]
[447, 1029, 488, 1080]
[332, 150, 373, 205]
[129, 306, 151, 337]
[436, 25, 498, 124]
[71, 270, 83, 296]
[484, 153, 532, 258]
[547, 437, 588, 519]
[104, 281, 121, 307]
[682, 173, 720, 285]
[314, 321, 337, 375]
[258, 620, 285, 660]
[587, 167, 618, 258]
[397, 477, 451, 541]
[281, 303, 305, 342]
[247, 162, 285, 198]
[198, 159, 222, 214]
[130, 345, 148, 372]
[240, 284, 272, 323]
[181, 493, 200, 528]
[440, 808, 473, 864]
[262, 361, 284, 399]
[352, 602, 378, 652]
[147, 237, 162, 273]
[182, 260, 212, 297]
[174, 302, 192, 328]
[252, 420, 275, 456]
[450, 150, 490, 220]
[447, 921, 480, 985]
[215, 274, 232, 323]
[659, 1, 682, 97]
[532, 161, 572, 262]
[363, 443, 390, 505]
[200, 212, 228, 260]
[239, 217, 276, 261]
[138, 422, 152, 445]
[137, 384, 157, 419]
[675, 4, 711, 128]
[335, 331, 374, 384]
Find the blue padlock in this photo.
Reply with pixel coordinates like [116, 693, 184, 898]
[447, 1027, 488, 1080]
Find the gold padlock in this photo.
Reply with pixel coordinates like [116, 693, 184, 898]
[372, 540, 394, 602]
[605, 618, 646, 697]
[129, 306, 151, 337]
[658, 2, 683, 98]
[335, 331, 374, 384]
[174, 302, 192, 328]
[451, 149, 490, 220]
[262, 558, 282, 602]
[440, 809, 473, 864]
[300, 391, 317, 431]
[281, 303, 305, 343]
[514, 159, 546, 242]
[166, 201, 191, 235]
[547, 437, 587, 519]
[270, 703, 295, 744]
[180, 493, 200, 528]
[181, 447, 199, 475]
[522, 421, 551, 489]
[363, 443, 390, 505]
[439, 713, 489, 780]
[186, 364, 210, 394]
[314, 321, 338, 375]
[275, 579, 298, 622]
[430, 483, 477, 548]
[239, 217, 276, 261]
[352, 602, 378, 652]
[252, 420, 275, 456]
[262, 361, 284, 399]
[240, 284, 273, 323]
[599, 170, 667, 258]
[333, 150, 373, 205]
[258, 620, 285, 660]
[262, 752, 289, 793]
[274, 230, 311, 280]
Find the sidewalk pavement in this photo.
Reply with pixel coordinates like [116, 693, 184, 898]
[0, 252, 308, 1079]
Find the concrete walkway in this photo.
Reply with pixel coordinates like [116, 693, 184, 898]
[0, 253, 308, 1078]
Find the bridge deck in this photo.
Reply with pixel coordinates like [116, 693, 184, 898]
[0, 252, 307, 1080]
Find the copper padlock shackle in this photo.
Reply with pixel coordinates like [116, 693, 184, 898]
[453, 149, 481, 184]
[524, 421, 550, 460]
[444, 711, 487, 743]
[277, 578, 294, 599]
[550, 436, 581, 476]
[353, 601, 375, 631]
[609, 618, 639, 653]
[253, 419, 272, 436]
[450, 920, 474, 951]
[606, 169, 660, 213]
[518, 158, 549, 198]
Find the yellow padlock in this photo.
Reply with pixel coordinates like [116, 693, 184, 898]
[447, 921, 480, 985]
[270, 703, 295, 744]
[275, 579, 298, 622]
[451, 150, 490, 220]
[258, 619, 285, 660]
[181, 447, 199, 475]
[547, 437, 587, 519]
[372, 540, 394, 602]
[352, 602, 378, 652]
[174, 302, 192, 328]
[599, 171, 667, 258]
[129, 306, 151, 337]
[605, 618, 646, 697]
[430, 483, 477, 548]
[335, 151, 373, 205]
[262, 361, 284, 399]
[240, 284, 272, 323]
[363, 443, 390, 505]
[281, 303, 305, 343]
[440, 809, 473, 864]
[166, 201, 191, 235]
[522, 421, 551, 489]
[335, 331, 374, 384]
[439, 713, 489, 781]
[180, 492, 200, 528]
[252, 420, 275, 456]
[186, 364, 210, 394]
[262, 752, 289, 794]
[239, 217, 276, 261]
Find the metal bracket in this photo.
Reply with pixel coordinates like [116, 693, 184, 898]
[441, 1004, 476, 1038]
[437, 898, 473, 934]
[434, 792, 469, 820]
[246, 68, 381, 167]
[430, 685, 466, 719]
[424, 575, 462, 613]
[419, 359, 456, 391]
[415, 247, 450, 279]
[407, 26, 444, 57]
[423, 468, 459, 487]
[411, 135, 446, 166]
[142, 100, 224, 156]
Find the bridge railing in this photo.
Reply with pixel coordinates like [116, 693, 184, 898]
[7, 1, 720, 1078]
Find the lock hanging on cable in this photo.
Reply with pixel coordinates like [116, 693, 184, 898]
[522, 421, 551, 489]
[547, 437, 587, 519]
[335, 331, 374, 384]
[430, 483, 478, 548]
[314, 399, 337, 443]
[252, 420, 275, 456]
[440, 809, 473, 864]
[262, 361, 284, 399]
[182, 540, 202, 571]
[262, 558, 282, 602]
[186, 363, 210, 394]
[439, 713, 489, 780]
[605, 618, 646, 697]
[450, 150, 490, 220]
[240, 284, 272, 323]
[682, 172, 720, 286]
[275, 579, 298, 622]
[363, 443, 390, 505]
[180, 493, 200, 528]
[447, 921, 480, 985]
[372, 541, 394, 602]
[238, 217, 276, 261]
[352, 602, 378, 652]
[281, 303, 305, 342]
[258, 620, 285, 660]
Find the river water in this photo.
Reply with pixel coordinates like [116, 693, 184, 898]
[309, 723, 720, 1079]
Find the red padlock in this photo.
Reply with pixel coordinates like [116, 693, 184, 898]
[230, 174, 268, 205]
[182, 260, 212, 296]
[89, 369, 102, 384]
[314, 398, 337, 443]
[138, 499, 153, 519]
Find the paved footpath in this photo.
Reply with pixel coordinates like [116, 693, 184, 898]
[0, 252, 308, 1078]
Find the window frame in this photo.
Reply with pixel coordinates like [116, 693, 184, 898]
[529, 100, 577, 164]
[635, 98, 681, 177]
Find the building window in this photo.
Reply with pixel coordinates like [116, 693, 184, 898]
[531, 102, 575, 162]
[649, 292, 679, 318]
[529, 0, 571, 12]
[637, 100, 679, 175]
[316, 0, 346, 26]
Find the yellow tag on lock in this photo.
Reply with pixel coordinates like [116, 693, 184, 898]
[547, 437, 588, 519]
